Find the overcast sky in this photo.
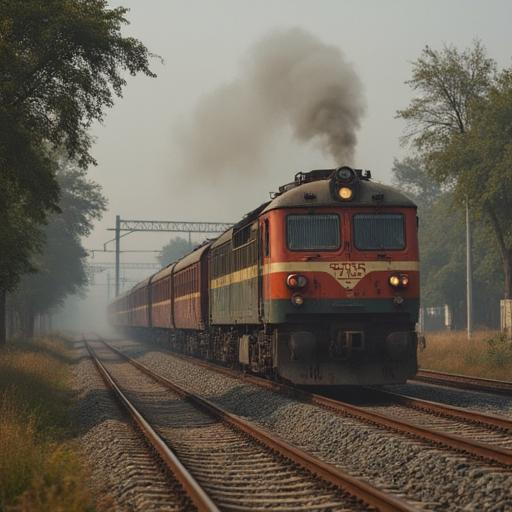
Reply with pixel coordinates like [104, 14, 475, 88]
[85, 0, 512, 264]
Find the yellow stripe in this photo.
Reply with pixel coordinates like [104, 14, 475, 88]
[131, 305, 148, 312]
[264, 260, 419, 291]
[152, 298, 171, 307]
[210, 265, 258, 290]
[113, 260, 420, 308]
[174, 291, 200, 302]
[264, 261, 419, 274]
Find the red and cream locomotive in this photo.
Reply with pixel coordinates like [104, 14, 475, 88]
[109, 166, 419, 385]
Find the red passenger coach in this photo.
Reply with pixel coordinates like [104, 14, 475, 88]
[150, 264, 175, 329]
[108, 290, 130, 327]
[130, 277, 151, 328]
[172, 244, 210, 330]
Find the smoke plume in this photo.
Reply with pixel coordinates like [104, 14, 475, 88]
[177, 28, 365, 177]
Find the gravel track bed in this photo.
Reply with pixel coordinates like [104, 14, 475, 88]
[72, 340, 192, 511]
[109, 337, 512, 511]
[348, 402, 512, 450]
[385, 382, 512, 418]
[92, 340, 373, 512]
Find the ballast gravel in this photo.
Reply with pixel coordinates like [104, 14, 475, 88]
[384, 381, 512, 418]
[109, 337, 512, 512]
[71, 340, 191, 512]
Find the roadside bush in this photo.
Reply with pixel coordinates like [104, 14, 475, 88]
[0, 338, 94, 512]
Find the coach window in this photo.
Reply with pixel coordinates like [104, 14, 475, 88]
[287, 214, 341, 251]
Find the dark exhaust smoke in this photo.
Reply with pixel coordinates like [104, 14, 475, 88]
[177, 28, 365, 177]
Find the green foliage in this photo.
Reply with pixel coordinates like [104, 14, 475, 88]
[0, 0, 155, 297]
[0, 337, 94, 511]
[392, 158, 503, 328]
[398, 41, 512, 298]
[391, 156, 441, 207]
[397, 41, 495, 154]
[0, 177, 44, 292]
[434, 71, 512, 245]
[0, 0, 156, 169]
[485, 334, 512, 367]
[158, 237, 194, 267]
[11, 161, 106, 329]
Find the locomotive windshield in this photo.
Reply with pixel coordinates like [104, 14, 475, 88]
[287, 214, 340, 251]
[353, 214, 405, 250]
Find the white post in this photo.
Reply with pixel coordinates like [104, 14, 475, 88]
[466, 197, 473, 340]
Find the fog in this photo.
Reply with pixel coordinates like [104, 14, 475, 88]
[53, 0, 512, 331]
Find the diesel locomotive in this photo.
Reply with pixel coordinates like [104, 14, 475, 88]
[109, 166, 420, 385]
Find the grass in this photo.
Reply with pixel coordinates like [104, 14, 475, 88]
[419, 330, 512, 381]
[0, 337, 94, 512]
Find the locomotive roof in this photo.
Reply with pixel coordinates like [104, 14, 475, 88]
[262, 175, 416, 213]
[210, 227, 233, 249]
[174, 241, 211, 272]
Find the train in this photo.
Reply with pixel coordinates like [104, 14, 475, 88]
[109, 166, 420, 386]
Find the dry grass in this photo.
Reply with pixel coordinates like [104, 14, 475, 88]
[419, 330, 512, 381]
[0, 337, 94, 512]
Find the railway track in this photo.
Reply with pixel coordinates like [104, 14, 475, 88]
[85, 338, 418, 512]
[412, 369, 512, 397]
[124, 341, 512, 468]
[330, 386, 512, 453]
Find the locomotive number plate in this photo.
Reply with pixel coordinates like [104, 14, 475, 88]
[328, 262, 367, 290]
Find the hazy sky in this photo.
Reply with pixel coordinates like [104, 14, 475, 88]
[85, 0, 512, 265]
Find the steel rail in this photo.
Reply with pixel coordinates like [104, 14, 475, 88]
[138, 345, 512, 467]
[99, 339, 418, 512]
[85, 341, 219, 512]
[362, 387, 512, 432]
[413, 369, 512, 397]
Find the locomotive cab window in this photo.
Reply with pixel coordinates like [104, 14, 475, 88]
[287, 214, 340, 251]
[353, 214, 405, 250]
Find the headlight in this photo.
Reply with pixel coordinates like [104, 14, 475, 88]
[286, 274, 307, 289]
[389, 274, 409, 288]
[336, 166, 356, 182]
[338, 187, 353, 200]
[291, 293, 304, 307]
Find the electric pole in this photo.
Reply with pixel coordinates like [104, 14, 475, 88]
[115, 214, 120, 297]
[466, 197, 473, 340]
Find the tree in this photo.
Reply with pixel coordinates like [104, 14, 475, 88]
[391, 156, 441, 207]
[11, 161, 106, 336]
[0, 0, 156, 171]
[0, 177, 44, 341]
[398, 42, 512, 300]
[397, 41, 495, 157]
[392, 158, 503, 328]
[158, 237, 194, 267]
[0, 0, 155, 343]
[433, 72, 512, 298]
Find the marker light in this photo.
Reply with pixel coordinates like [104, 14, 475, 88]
[286, 274, 307, 289]
[389, 274, 409, 288]
[338, 187, 353, 200]
[291, 293, 304, 307]
[389, 275, 401, 288]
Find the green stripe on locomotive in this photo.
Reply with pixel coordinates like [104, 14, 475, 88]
[263, 298, 420, 324]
